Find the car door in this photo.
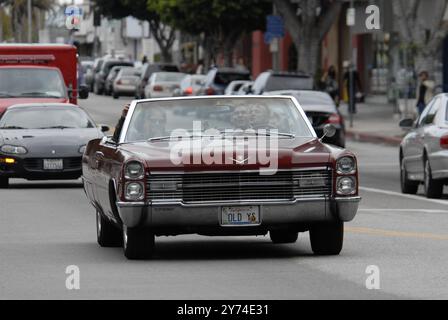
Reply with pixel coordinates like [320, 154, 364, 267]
[425, 97, 447, 176]
[405, 100, 435, 177]
[94, 137, 121, 222]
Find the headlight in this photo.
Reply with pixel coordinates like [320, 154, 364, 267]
[125, 182, 144, 201]
[0, 145, 28, 155]
[336, 156, 356, 174]
[78, 145, 86, 154]
[125, 161, 144, 179]
[336, 176, 356, 195]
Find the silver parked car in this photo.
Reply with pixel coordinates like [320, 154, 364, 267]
[399, 93, 448, 198]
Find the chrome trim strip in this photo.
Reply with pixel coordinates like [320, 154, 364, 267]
[116, 201, 146, 207]
[148, 197, 328, 207]
[334, 196, 361, 202]
[147, 167, 330, 175]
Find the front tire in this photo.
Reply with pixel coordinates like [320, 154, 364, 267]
[96, 210, 122, 247]
[123, 226, 155, 260]
[424, 158, 443, 198]
[400, 158, 418, 194]
[310, 221, 344, 255]
[270, 230, 298, 244]
[0, 177, 9, 188]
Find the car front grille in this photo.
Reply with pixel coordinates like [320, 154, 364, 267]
[23, 157, 82, 171]
[147, 169, 332, 203]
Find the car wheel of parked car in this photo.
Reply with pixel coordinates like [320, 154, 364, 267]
[270, 230, 298, 244]
[123, 226, 155, 260]
[310, 221, 343, 255]
[96, 210, 122, 247]
[113, 92, 119, 99]
[424, 158, 443, 199]
[400, 158, 418, 194]
[0, 177, 9, 188]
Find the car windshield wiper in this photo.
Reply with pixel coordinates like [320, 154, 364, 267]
[0, 125, 27, 129]
[19, 92, 63, 98]
[38, 126, 75, 129]
[147, 134, 222, 142]
[217, 129, 295, 139]
[0, 92, 14, 97]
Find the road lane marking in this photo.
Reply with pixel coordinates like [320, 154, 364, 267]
[360, 186, 448, 205]
[346, 227, 448, 241]
[359, 208, 448, 213]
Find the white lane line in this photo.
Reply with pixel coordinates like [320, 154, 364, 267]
[359, 186, 448, 205]
[359, 208, 448, 213]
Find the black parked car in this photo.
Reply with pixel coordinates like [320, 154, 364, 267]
[136, 63, 179, 98]
[265, 90, 345, 147]
[198, 67, 251, 96]
[94, 60, 134, 95]
[251, 70, 314, 95]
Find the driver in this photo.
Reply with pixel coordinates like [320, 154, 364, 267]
[127, 107, 167, 141]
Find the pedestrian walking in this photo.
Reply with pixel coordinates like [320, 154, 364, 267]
[342, 61, 363, 113]
[321, 65, 339, 106]
[416, 71, 435, 115]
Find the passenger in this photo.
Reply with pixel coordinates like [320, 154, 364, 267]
[127, 107, 167, 141]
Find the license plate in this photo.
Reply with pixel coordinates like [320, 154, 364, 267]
[43, 159, 63, 170]
[221, 206, 260, 226]
[121, 79, 130, 84]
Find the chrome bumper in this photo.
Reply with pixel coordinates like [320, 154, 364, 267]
[116, 197, 361, 228]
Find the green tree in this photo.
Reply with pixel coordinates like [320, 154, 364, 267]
[93, 0, 175, 62]
[0, 0, 54, 42]
[149, 0, 271, 67]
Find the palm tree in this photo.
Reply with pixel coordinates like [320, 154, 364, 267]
[0, 0, 55, 42]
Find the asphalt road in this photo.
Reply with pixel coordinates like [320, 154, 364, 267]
[1, 94, 448, 299]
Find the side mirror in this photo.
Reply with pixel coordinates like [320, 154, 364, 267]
[320, 124, 336, 140]
[399, 118, 414, 129]
[99, 124, 110, 132]
[79, 85, 89, 99]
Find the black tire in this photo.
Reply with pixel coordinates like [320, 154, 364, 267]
[96, 210, 122, 247]
[123, 226, 155, 260]
[400, 157, 418, 194]
[270, 230, 298, 244]
[0, 177, 9, 188]
[113, 92, 119, 99]
[310, 221, 344, 255]
[424, 158, 443, 199]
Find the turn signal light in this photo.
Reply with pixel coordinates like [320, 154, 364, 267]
[153, 85, 163, 92]
[1, 158, 15, 164]
[205, 87, 215, 95]
[440, 135, 448, 149]
[184, 87, 193, 95]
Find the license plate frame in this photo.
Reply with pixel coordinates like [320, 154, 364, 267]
[221, 206, 261, 226]
[43, 159, 63, 170]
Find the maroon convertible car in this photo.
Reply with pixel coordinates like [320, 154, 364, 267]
[82, 96, 361, 259]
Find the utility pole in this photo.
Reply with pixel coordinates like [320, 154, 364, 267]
[27, 0, 32, 43]
[347, 0, 355, 128]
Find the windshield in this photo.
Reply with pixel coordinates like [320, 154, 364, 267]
[124, 97, 312, 142]
[265, 76, 314, 91]
[0, 68, 67, 98]
[0, 107, 95, 129]
[214, 72, 251, 86]
[154, 72, 186, 82]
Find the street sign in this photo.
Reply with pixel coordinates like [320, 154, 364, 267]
[346, 7, 355, 26]
[264, 15, 284, 44]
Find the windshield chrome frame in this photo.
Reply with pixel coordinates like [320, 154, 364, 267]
[118, 95, 317, 144]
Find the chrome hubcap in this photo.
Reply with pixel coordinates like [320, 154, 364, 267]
[425, 161, 430, 192]
[96, 211, 101, 235]
[123, 227, 128, 249]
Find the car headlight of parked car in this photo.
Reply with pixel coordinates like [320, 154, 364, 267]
[125, 161, 144, 180]
[336, 176, 357, 195]
[0, 145, 28, 155]
[336, 156, 356, 174]
[125, 182, 144, 201]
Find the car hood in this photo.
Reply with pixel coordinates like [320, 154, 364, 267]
[0, 128, 101, 157]
[0, 98, 69, 114]
[119, 136, 333, 171]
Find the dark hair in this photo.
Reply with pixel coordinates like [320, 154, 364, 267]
[419, 71, 429, 78]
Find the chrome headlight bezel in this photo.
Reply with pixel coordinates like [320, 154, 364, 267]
[336, 176, 357, 195]
[336, 156, 356, 175]
[124, 182, 144, 201]
[124, 160, 145, 180]
[0, 144, 28, 155]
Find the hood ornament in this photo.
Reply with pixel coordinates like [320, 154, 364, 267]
[230, 155, 249, 165]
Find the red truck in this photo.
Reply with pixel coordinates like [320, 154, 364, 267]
[0, 44, 89, 115]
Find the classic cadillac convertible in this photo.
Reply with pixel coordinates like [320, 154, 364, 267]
[82, 96, 360, 259]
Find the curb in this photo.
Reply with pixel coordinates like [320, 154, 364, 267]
[346, 130, 402, 147]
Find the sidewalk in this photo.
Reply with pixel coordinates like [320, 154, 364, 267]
[339, 95, 406, 146]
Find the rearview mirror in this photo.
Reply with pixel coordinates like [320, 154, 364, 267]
[399, 118, 414, 128]
[99, 124, 110, 132]
[320, 124, 336, 140]
[79, 85, 89, 99]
